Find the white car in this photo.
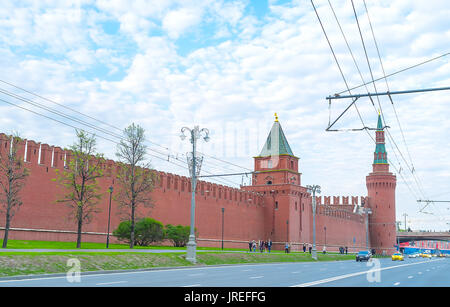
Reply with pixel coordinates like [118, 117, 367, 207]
[408, 253, 419, 258]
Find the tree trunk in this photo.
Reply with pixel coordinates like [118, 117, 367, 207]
[76, 206, 83, 248]
[130, 203, 135, 249]
[2, 210, 10, 248]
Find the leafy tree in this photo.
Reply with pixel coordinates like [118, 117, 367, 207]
[135, 218, 165, 246]
[115, 123, 157, 248]
[54, 130, 104, 248]
[165, 224, 196, 247]
[0, 134, 29, 248]
[113, 218, 164, 246]
[112, 220, 132, 243]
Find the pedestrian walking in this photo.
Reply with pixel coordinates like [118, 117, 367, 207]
[268, 239, 272, 253]
[345, 246, 348, 254]
[309, 244, 312, 254]
[285, 242, 289, 253]
[303, 243, 306, 253]
[248, 240, 252, 252]
[252, 240, 256, 252]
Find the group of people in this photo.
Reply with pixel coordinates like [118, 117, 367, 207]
[339, 246, 348, 254]
[302, 243, 313, 253]
[246, 241, 352, 254]
[249, 239, 273, 253]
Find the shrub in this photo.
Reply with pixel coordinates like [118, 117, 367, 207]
[165, 224, 196, 247]
[113, 218, 164, 246]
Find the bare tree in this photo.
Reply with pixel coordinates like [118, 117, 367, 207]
[0, 134, 29, 248]
[115, 123, 157, 249]
[54, 130, 104, 248]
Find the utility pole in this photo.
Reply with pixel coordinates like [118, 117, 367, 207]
[221, 207, 225, 250]
[306, 184, 321, 260]
[180, 125, 210, 264]
[403, 213, 408, 232]
[364, 207, 372, 251]
[106, 186, 113, 248]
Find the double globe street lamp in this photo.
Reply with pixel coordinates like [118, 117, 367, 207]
[180, 125, 210, 264]
[306, 184, 321, 260]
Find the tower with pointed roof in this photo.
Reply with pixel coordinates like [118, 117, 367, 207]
[366, 113, 397, 255]
[243, 113, 310, 247]
[253, 113, 300, 186]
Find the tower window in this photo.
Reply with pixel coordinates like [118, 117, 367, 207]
[275, 201, 278, 210]
[267, 180, 272, 185]
[268, 160, 273, 168]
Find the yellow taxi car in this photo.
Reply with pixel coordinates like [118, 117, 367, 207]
[421, 252, 432, 258]
[392, 252, 404, 261]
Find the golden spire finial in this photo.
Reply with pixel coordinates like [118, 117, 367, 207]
[274, 112, 279, 122]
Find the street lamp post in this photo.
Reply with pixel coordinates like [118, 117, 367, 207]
[106, 186, 113, 249]
[286, 220, 289, 243]
[180, 125, 210, 264]
[324, 226, 327, 248]
[221, 208, 225, 250]
[306, 184, 321, 260]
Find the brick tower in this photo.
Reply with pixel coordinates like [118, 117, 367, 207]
[366, 113, 397, 255]
[243, 113, 309, 249]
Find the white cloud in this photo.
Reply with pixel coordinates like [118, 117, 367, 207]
[0, 0, 449, 230]
[162, 8, 203, 39]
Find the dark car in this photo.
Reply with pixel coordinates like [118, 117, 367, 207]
[356, 250, 371, 262]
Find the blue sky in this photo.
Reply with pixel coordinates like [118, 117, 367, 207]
[0, 0, 449, 231]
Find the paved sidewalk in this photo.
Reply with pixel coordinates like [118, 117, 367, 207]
[0, 248, 254, 253]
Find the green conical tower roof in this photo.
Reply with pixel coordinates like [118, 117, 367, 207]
[377, 111, 383, 131]
[258, 113, 295, 157]
[374, 112, 387, 164]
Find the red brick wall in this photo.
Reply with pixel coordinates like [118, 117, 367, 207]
[0, 135, 369, 251]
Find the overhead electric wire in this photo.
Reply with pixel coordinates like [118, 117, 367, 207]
[335, 52, 450, 96]
[0, 78, 252, 177]
[350, 0, 429, 204]
[313, 0, 426, 204]
[0, 79, 123, 133]
[311, 0, 371, 135]
[362, 0, 430, 204]
[0, 96, 190, 171]
[358, 1, 430, 206]
[0, 81, 252, 185]
[0, 90, 241, 187]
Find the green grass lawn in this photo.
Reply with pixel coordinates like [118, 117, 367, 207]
[0, 239, 181, 250]
[0, 239, 356, 277]
[0, 239, 254, 251]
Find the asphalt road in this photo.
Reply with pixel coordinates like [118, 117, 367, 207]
[0, 256, 448, 287]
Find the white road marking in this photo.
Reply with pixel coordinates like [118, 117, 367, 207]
[291, 259, 444, 287]
[250, 276, 264, 279]
[408, 276, 413, 279]
[182, 284, 201, 287]
[188, 273, 204, 276]
[0, 262, 286, 284]
[394, 282, 400, 286]
[96, 281, 127, 285]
